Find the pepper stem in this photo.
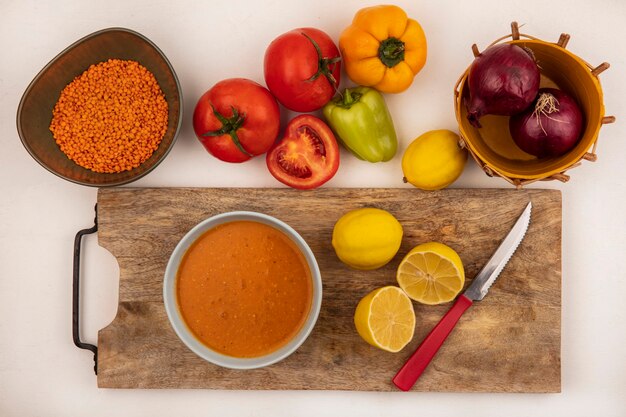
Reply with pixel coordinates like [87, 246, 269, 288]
[378, 37, 405, 68]
[201, 105, 253, 157]
[332, 88, 363, 109]
[344, 88, 354, 105]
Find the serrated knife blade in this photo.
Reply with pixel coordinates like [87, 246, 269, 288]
[393, 201, 533, 391]
[464, 201, 532, 301]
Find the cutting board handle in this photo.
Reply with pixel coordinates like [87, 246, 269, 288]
[72, 204, 99, 375]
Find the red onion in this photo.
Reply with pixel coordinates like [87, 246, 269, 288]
[509, 88, 583, 158]
[466, 44, 540, 128]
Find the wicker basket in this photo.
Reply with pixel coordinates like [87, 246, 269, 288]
[454, 22, 615, 188]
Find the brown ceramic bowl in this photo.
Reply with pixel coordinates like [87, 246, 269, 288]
[16, 28, 182, 186]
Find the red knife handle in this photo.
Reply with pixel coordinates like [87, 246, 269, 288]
[392, 294, 473, 391]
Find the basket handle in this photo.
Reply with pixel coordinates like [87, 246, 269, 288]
[511, 21, 520, 40]
[73, 204, 98, 375]
[557, 33, 571, 48]
[591, 62, 610, 77]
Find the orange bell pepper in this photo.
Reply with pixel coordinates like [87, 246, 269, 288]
[339, 5, 427, 93]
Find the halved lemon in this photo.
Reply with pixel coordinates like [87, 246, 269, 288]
[354, 286, 415, 352]
[397, 242, 465, 305]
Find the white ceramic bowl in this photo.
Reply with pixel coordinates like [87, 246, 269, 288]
[163, 211, 322, 369]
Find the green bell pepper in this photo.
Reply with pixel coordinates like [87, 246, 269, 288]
[323, 86, 397, 162]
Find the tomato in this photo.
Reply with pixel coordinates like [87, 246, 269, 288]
[193, 78, 280, 163]
[264, 28, 341, 112]
[266, 115, 340, 189]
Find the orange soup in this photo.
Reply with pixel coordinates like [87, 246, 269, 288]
[176, 220, 313, 358]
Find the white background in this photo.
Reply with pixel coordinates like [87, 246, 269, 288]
[1, 0, 625, 415]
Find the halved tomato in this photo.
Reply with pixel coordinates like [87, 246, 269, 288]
[266, 115, 340, 189]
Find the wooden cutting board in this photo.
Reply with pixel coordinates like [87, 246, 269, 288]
[96, 188, 561, 392]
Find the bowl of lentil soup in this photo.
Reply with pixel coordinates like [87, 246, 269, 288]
[17, 28, 182, 186]
[163, 211, 322, 370]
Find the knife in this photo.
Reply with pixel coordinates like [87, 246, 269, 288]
[392, 201, 532, 391]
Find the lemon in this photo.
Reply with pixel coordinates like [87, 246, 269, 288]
[354, 286, 415, 352]
[332, 208, 403, 270]
[402, 129, 468, 190]
[397, 242, 465, 305]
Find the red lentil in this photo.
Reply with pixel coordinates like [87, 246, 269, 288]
[49, 59, 168, 173]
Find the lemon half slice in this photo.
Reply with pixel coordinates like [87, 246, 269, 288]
[354, 286, 415, 352]
[397, 242, 465, 305]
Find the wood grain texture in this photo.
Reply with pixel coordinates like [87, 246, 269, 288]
[96, 188, 561, 392]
